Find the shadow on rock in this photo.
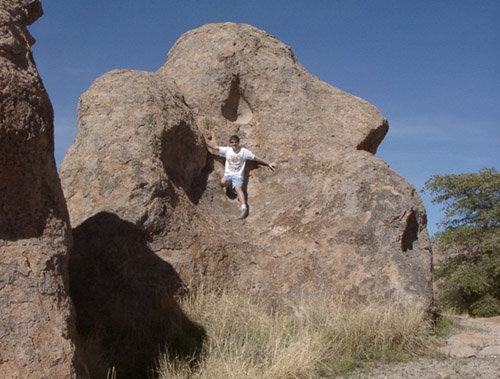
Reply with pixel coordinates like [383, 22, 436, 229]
[69, 212, 205, 379]
[161, 121, 210, 205]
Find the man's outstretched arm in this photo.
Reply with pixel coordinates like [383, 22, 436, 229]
[253, 155, 277, 171]
[204, 139, 219, 151]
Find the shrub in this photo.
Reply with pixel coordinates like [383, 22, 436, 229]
[470, 295, 500, 318]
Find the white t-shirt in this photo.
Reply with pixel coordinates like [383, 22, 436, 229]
[219, 146, 255, 178]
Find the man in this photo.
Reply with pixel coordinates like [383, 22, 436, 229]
[205, 135, 277, 219]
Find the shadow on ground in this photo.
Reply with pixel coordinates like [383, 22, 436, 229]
[69, 212, 205, 379]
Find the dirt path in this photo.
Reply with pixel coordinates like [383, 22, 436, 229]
[345, 316, 500, 379]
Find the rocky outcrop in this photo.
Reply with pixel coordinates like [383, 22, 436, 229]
[60, 23, 432, 313]
[439, 316, 500, 358]
[60, 69, 209, 236]
[0, 1, 87, 377]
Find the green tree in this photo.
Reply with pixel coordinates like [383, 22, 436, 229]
[423, 168, 500, 317]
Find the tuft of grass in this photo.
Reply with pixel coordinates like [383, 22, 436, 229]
[156, 288, 434, 378]
[432, 313, 453, 339]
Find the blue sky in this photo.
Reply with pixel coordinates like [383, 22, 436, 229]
[29, 0, 500, 235]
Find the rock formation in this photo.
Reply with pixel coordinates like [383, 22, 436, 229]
[60, 23, 432, 315]
[0, 0, 88, 377]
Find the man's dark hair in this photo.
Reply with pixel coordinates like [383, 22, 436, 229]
[229, 135, 240, 142]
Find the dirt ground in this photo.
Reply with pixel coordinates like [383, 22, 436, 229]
[344, 315, 500, 379]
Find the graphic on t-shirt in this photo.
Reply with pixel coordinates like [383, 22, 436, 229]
[228, 154, 241, 172]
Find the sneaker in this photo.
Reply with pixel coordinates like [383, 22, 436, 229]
[225, 187, 237, 199]
[238, 208, 248, 219]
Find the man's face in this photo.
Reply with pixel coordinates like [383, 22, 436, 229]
[230, 138, 240, 152]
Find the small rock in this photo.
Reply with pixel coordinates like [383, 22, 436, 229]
[436, 371, 451, 379]
[478, 345, 500, 357]
[447, 333, 496, 348]
[440, 342, 477, 358]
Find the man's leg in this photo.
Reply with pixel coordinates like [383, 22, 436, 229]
[220, 177, 231, 187]
[221, 177, 237, 197]
[234, 186, 248, 219]
[234, 186, 246, 207]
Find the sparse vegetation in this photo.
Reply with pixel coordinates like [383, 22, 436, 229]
[156, 288, 434, 378]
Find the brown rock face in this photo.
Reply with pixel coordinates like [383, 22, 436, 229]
[61, 23, 432, 315]
[0, 1, 87, 377]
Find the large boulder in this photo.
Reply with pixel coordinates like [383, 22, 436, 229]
[56, 69, 207, 378]
[0, 1, 87, 377]
[60, 23, 432, 310]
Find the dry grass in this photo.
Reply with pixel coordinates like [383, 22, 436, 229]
[156, 288, 434, 378]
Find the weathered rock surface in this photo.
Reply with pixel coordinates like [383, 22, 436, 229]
[60, 23, 432, 311]
[439, 316, 500, 358]
[0, 1, 87, 377]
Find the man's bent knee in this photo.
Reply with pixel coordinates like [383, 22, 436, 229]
[221, 177, 230, 187]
